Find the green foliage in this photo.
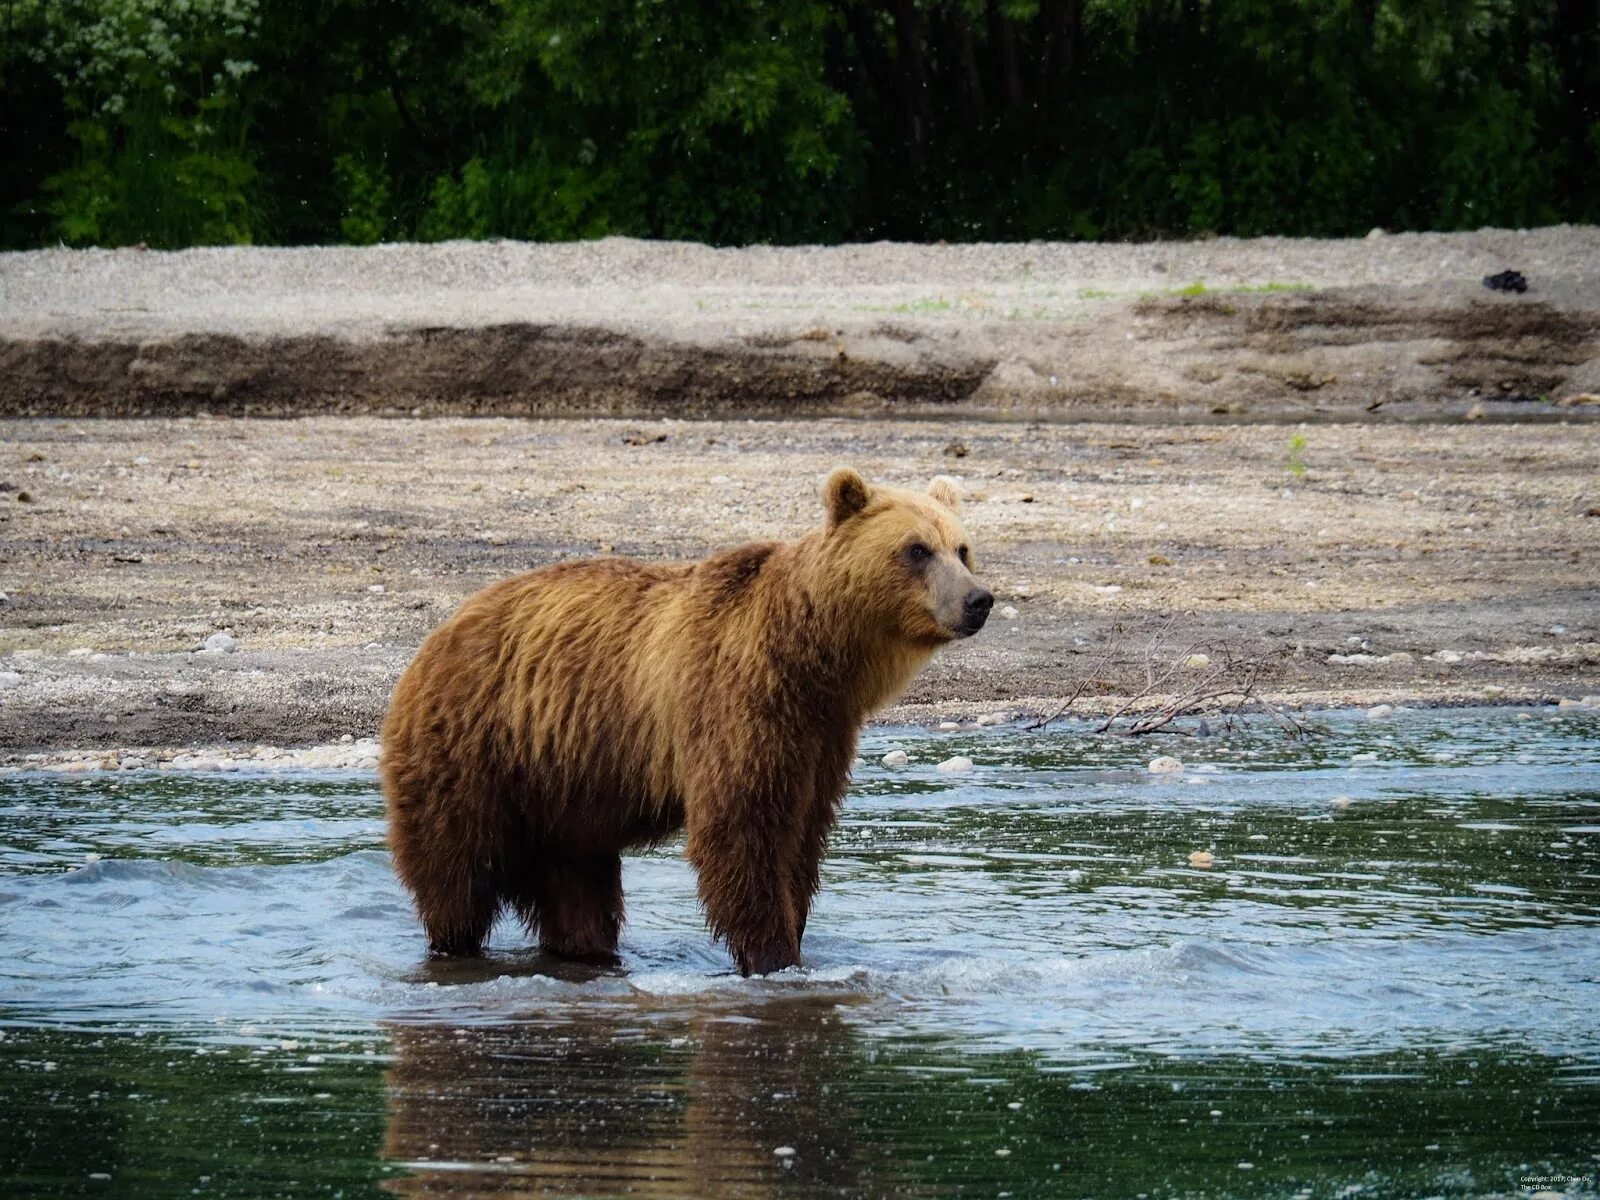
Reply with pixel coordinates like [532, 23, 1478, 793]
[1287, 434, 1309, 478]
[1, 0, 1596, 248]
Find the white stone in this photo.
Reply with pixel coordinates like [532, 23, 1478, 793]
[1188, 850, 1214, 868]
[202, 631, 237, 654]
[119, 757, 145, 770]
[999, 605, 1019, 620]
[367, 584, 386, 594]
[1330, 795, 1353, 809]
[0, 671, 23, 690]
[1432, 649, 1463, 664]
[1148, 756, 1184, 774]
[975, 712, 1007, 727]
[936, 721, 961, 731]
[1013, 585, 1033, 598]
[1183, 653, 1211, 669]
[880, 749, 909, 767]
[67, 647, 94, 657]
[773, 1146, 796, 1158]
[935, 755, 974, 774]
[1366, 704, 1393, 721]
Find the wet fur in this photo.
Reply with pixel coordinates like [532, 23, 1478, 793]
[380, 469, 983, 975]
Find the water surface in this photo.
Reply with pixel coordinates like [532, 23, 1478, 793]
[2, 707, 1598, 1196]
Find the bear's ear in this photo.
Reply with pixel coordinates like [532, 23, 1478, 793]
[927, 475, 962, 511]
[823, 466, 872, 526]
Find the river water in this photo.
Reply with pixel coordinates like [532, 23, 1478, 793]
[2, 707, 1597, 1197]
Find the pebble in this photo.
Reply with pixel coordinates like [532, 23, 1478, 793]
[880, 750, 909, 767]
[773, 1146, 796, 1158]
[1366, 704, 1393, 721]
[1183, 653, 1211, 669]
[998, 605, 1019, 620]
[1148, 756, 1184, 774]
[202, 631, 237, 654]
[1188, 850, 1214, 868]
[935, 755, 975, 774]
[1012, 585, 1033, 598]
[975, 711, 1008, 727]
[936, 721, 961, 731]
[119, 757, 145, 770]
[367, 584, 386, 594]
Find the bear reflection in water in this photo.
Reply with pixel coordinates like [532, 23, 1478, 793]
[382, 991, 871, 1197]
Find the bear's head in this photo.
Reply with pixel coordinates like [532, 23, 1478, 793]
[818, 466, 993, 646]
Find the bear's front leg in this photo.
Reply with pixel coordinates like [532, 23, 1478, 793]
[685, 799, 803, 976]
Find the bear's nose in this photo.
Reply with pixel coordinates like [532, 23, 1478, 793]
[964, 589, 994, 618]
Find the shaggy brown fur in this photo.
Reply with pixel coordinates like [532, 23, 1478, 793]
[380, 467, 990, 975]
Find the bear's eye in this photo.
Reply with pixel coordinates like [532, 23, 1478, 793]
[905, 542, 933, 565]
[957, 545, 970, 566]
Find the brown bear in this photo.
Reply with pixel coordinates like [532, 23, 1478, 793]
[379, 467, 991, 975]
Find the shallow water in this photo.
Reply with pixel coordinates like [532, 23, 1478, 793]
[2, 707, 1598, 1197]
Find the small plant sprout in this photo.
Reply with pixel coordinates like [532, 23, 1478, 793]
[1286, 434, 1308, 477]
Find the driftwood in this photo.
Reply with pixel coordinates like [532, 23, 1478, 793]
[1027, 617, 1315, 739]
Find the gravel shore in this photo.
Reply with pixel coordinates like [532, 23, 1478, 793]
[2, 411, 1596, 757]
[2, 231, 1598, 756]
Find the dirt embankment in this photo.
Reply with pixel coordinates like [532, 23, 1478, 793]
[2, 229, 1598, 421]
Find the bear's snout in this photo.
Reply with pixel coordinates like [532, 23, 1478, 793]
[958, 588, 994, 635]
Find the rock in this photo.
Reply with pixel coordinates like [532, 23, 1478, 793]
[1387, 650, 1414, 662]
[1558, 697, 1581, 708]
[1012, 584, 1032, 598]
[202, 631, 237, 654]
[1148, 756, 1184, 774]
[1188, 850, 1214, 868]
[367, 584, 386, 594]
[773, 1146, 796, 1159]
[975, 711, 1007, 727]
[119, 757, 145, 770]
[999, 605, 1019, 620]
[936, 721, 961, 731]
[1464, 402, 1485, 421]
[880, 749, 909, 767]
[1183, 653, 1211, 669]
[1432, 649, 1463, 664]
[1481, 269, 1528, 294]
[1366, 704, 1393, 721]
[935, 755, 974, 774]
[67, 647, 94, 657]
[1330, 795, 1353, 808]
[0, 671, 23, 690]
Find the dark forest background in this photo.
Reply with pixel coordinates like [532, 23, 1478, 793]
[3, 0, 1597, 249]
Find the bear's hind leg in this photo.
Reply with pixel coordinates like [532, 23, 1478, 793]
[410, 868, 501, 957]
[514, 853, 625, 964]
